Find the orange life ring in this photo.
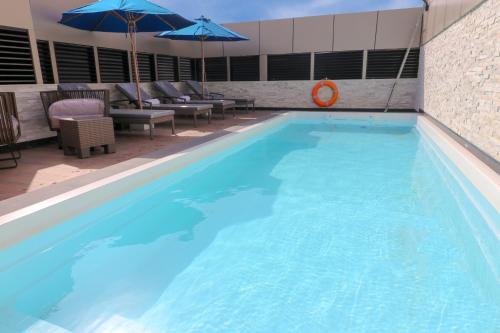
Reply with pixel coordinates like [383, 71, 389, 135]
[311, 80, 339, 107]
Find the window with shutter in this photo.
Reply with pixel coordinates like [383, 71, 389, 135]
[204, 57, 228, 82]
[268, 53, 311, 81]
[0, 27, 36, 85]
[98, 47, 129, 83]
[366, 48, 419, 79]
[54, 42, 97, 83]
[133, 52, 155, 82]
[314, 51, 363, 80]
[230, 56, 259, 81]
[179, 57, 195, 81]
[157, 55, 178, 81]
[37, 40, 54, 84]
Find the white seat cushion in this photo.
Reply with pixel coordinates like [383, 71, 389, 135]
[48, 99, 105, 129]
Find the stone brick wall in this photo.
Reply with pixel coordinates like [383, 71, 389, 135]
[206, 79, 418, 109]
[418, 0, 499, 161]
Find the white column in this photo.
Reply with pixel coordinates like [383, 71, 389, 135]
[49, 41, 59, 84]
[259, 54, 267, 81]
[362, 50, 368, 79]
[28, 29, 43, 84]
[93, 46, 101, 83]
[310, 52, 315, 80]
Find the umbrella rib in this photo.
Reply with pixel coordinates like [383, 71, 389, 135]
[155, 15, 176, 30]
[60, 13, 84, 24]
[92, 12, 110, 31]
[110, 11, 129, 24]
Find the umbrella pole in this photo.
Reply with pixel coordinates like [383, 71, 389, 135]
[128, 20, 143, 111]
[200, 39, 205, 99]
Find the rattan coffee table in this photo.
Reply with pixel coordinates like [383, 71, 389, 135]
[59, 117, 116, 159]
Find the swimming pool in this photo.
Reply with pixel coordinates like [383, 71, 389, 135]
[0, 113, 498, 332]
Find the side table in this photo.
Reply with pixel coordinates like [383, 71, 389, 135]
[59, 117, 116, 159]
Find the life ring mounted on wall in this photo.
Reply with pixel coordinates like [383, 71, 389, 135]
[311, 80, 339, 108]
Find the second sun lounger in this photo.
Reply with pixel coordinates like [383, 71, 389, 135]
[115, 83, 213, 125]
[185, 80, 255, 113]
[153, 80, 236, 118]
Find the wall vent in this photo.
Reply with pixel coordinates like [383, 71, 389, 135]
[366, 48, 419, 79]
[230, 55, 260, 81]
[37, 40, 54, 84]
[314, 51, 363, 80]
[179, 57, 195, 81]
[133, 52, 155, 82]
[157, 54, 179, 82]
[268, 53, 311, 81]
[98, 47, 129, 83]
[54, 42, 97, 83]
[0, 27, 36, 85]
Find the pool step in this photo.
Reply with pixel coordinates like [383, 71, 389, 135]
[0, 308, 70, 332]
[91, 314, 153, 332]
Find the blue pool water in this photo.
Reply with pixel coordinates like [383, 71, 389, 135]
[0, 116, 499, 332]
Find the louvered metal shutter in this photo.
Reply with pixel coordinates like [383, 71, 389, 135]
[54, 42, 97, 83]
[204, 57, 227, 82]
[157, 55, 178, 81]
[268, 53, 310, 81]
[98, 48, 129, 83]
[366, 48, 419, 79]
[0, 27, 36, 85]
[230, 56, 259, 81]
[179, 57, 195, 81]
[133, 52, 155, 82]
[37, 40, 54, 84]
[314, 51, 363, 80]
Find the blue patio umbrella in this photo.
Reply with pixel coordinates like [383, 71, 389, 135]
[157, 16, 248, 97]
[59, 0, 193, 108]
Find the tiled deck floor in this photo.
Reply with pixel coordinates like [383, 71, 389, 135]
[0, 111, 274, 201]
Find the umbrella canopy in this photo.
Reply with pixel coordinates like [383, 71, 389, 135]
[59, 0, 193, 110]
[156, 16, 248, 97]
[156, 16, 249, 41]
[59, 0, 193, 32]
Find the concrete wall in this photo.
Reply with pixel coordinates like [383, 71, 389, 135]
[418, 0, 498, 161]
[421, 0, 484, 43]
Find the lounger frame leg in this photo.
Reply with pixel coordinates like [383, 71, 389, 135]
[193, 113, 198, 127]
[0, 144, 20, 169]
[149, 120, 154, 140]
[171, 118, 176, 135]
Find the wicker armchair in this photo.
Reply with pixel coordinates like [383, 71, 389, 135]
[0, 92, 21, 169]
[40, 89, 110, 147]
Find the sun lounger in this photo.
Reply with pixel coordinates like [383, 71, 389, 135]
[115, 83, 213, 125]
[153, 80, 236, 118]
[185, 80, 255, 112]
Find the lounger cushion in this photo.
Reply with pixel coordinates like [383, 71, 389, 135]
[110, 109, 174, 119]
[154, 104, 212, 111]
[145, 98, 161, 105]
[116, 83, 153, 102]
[48, 98, 105, 128]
